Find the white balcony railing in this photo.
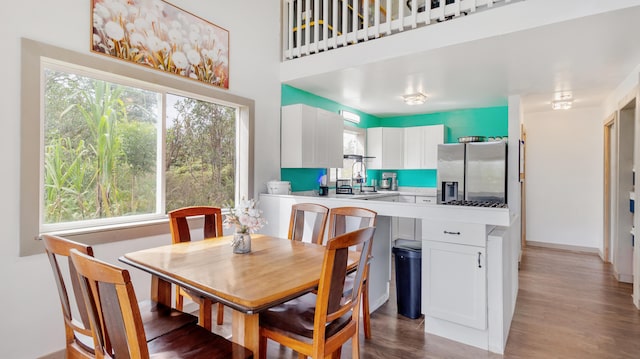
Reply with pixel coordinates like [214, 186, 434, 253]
[283, 0, 518, 60]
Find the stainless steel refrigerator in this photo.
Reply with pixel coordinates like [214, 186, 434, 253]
[437, 142, 507, 204]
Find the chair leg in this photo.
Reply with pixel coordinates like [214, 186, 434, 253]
[216, 302, 224, 325]
[259, 334, 268, 359]
[175, 287, 183, 311]
[362, 281, 371, 339]
[199, 299, 212, 331]
[352, 331, 360, 358]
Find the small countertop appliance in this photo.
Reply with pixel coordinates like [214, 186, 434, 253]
[381, 172, 398, 191]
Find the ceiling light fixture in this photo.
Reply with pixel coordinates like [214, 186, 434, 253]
[551, 99, 573, 110]
[554, 92, 572, 101]
[403, 93, 427, 105]
[340, 110, 361, 124]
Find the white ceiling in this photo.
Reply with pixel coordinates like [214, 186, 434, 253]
[283, 6, 640, 117]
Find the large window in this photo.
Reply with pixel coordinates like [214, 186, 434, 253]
[42, 64, 237, 232]
[20, 39, 253, 256]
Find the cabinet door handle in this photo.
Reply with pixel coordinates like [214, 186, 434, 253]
[477, 252, 482, 268]
[443, 230, 461, 235]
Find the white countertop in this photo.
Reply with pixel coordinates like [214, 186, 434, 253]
[292, 186, 437, 199]
[260, 192, 513, 226]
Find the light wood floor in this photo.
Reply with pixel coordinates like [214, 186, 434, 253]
[210, 246, 640, 358]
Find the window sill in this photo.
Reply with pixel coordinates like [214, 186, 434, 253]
[40, 218, 172, 249]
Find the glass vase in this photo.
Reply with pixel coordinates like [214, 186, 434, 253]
[233, 232, 251, 254]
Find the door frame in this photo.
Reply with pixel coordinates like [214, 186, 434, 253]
[603, 113, 616, 263]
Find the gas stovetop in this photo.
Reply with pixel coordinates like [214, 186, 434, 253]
[443, 200, 508, 208]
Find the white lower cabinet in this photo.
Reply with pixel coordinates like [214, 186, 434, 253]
[422, 240, 487, 330]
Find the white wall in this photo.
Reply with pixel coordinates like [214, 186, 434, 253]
[524, 107, 604, 250]
[0, 1, 281, 357]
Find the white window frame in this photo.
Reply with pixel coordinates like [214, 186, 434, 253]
[328, 124, 366, 186]
[20, 38, 254, 256]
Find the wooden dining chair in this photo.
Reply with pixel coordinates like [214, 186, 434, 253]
[42, 234, 96, 358]
[258, 226, 375, 359]
[288, 203, 330, 244]
[42, 234, 197, 358]
[168, 206, 225, 329]
[69, 249, 253, 359]
[328, 206, 377, 340]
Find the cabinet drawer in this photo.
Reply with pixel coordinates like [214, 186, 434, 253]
[397, 195, 415, 203]
[415, 196, 436, 205]
[422, 221, 486, 247]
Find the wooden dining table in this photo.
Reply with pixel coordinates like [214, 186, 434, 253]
[119, 234, 357, 355]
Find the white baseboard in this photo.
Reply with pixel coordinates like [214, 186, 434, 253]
[526, 241, 600, 254]
[370, 290, 390, 313]
[615, 271, 634, 283]
[38, 350, 64, 359]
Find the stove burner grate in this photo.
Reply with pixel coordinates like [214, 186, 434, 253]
[444, 200, 507, 208]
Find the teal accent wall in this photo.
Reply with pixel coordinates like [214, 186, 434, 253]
[379, 107, 508, 143]
[281, 85, 380, 128]
[280, 85, 508, 191]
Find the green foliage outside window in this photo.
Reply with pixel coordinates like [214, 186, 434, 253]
[43, 68, 235, 225]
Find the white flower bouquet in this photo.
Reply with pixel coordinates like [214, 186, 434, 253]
[224, 198, 266, 241]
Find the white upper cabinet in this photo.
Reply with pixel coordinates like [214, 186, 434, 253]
[366, 127, 404, 169]
[404, 124, 444, 169]
[281, 104, 344, 168]
[368, 125, 444, 170]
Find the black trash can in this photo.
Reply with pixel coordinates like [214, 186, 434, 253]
[392, 239, 422, 319]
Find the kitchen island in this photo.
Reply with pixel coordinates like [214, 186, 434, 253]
[259, 192, 519, 354]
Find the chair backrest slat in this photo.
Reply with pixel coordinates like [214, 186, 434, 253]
[288, 203, 329, 244]
[169, 206, 223, 243]
[328, 206, 377, 237]
[71, 249, 150, 359]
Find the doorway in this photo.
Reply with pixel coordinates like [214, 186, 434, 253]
[610, 98, 635, 283]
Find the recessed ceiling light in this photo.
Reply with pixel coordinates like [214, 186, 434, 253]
[554, 92, 573, 101]
[551, 100, 573, 110]
[403, 93, 427, 105]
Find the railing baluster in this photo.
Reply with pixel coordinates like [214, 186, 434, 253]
[295, 0, 303, 56]
[398, 0, 404, 31]
[352, 0, 359, 43]
[374, 0, 380, 38]
[332, 0, 338, 49]
[322, 0, 328, 50]
[341, 0, 348, 46]
[386, 0, 391, 34]
[286, 0, 293, 59]
[410, 0, 417, 28]
[303, 0, 310, 55]
[313, 0, 319, 52]
[363, 0, 369, 41]
[424, 0, 432, 25]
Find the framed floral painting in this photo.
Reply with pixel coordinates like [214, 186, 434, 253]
[91, 0, 229, 89]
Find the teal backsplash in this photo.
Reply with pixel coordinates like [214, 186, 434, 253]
[281, 168, 327, 192]
[367, 169, 437, 187]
